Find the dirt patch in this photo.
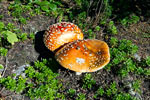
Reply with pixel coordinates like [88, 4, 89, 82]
[116, 22, 150, 57]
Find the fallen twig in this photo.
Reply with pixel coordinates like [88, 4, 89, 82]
[2, 55, 8, 77]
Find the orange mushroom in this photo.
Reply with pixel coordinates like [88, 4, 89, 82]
[55, 39, 110, 75]
[43, 22, 84, 52]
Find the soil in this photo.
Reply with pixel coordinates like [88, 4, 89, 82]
[0, 1, 150, 100]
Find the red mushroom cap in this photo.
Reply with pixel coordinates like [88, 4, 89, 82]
[43, 22, 84, 52]
[55, 39, 110, 74]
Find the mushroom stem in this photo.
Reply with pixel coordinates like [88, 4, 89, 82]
[76, 72, 82, 75]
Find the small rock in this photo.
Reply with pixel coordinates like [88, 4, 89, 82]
[134, 53, 141, 61]
[13, 64, 29, 79]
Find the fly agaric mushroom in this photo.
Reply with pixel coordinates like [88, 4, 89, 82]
[44, 22, 84, 52]
[55, 39, 110, 75]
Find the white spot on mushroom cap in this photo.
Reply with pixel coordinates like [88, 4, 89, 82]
[61, 28, 64, 30]
[68, 64, 73, 69]
[58, 32, 75, 43]
[76, 57, 85, 64]
[68, 25, 71, 27]
[89, 53, 92, 56]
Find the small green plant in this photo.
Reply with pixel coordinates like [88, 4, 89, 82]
[18, 33, 28, 41]
[76, 93, 86, 100]
[97, 87, 105, 96]
[25, 61, 64, 99]
[0, 22, 29, 46]
[9, 4, 24, 18]
[143, 32, 150, 38]
[67, 88, 76, 97]
[94, 26, 101, 31]
[1, 30, 18, 45]
[118, 58, 137, 77]
[144, 69, 150, 76]
[100, 19, 107, 25]
[35, 8, 41, 15]
[0, 59, 65, 99]
[32, 0, 63, 17]
[0, 21, 4, 31]
[110, 37, 118, 47]
[29, 33, 35, 39]
[85, 25, 101, 39]
[94, 87, 104, 98]
[113, 92, 137, 100]
[0, 76, 17, 91]
[0, 14, 3, 19]
[106, 82, 117, 97]
[124, 56, 150, 76]
[132, 80, 141, 93]
[8, 3, 32, 22]
[0, 22, 4, 44]
[15, 76, 27, 93]
[146, 56, 150, 66]
[119, 39, 138, 54]
[107, 21, 118, 35]
[86, 29, 96, 39]
[8, 1, 64, 24]
[19, 17, 27, 24]
[74, 0, 82, 7]
[106, 38, 141, 77]
[76, 11, 87, 23]
[82, 73, 96, 89]
[0, 64, 4, 68]
[0, 47, 8, 56]
[40, 1, 57, 11]
[6, 23, 16, 31]
[106, 88, 112, 97]
[135, 67, 145, 75]
[93, 81, 139, 100]
[120, 15, 140, 26]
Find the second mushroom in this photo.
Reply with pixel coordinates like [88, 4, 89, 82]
[55, 39, 110, 75]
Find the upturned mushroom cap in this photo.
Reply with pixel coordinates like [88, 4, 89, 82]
[55, 39, 110, 74]
[44, 22, 84, 52]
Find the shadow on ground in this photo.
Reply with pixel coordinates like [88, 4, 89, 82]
[34, 31, 59, 72]
[34, 30, 54, 59]
[112, 0, 150, 19]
